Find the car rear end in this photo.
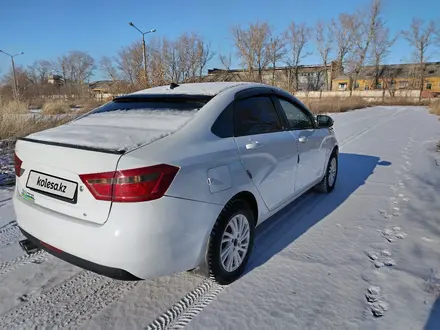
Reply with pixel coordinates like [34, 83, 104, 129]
[13, 94, 224, 280]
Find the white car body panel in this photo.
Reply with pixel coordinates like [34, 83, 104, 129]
[234, 131, 298, 211]
[14, 140, 121, 225]
[207, 165, 232, 194]
[13, 82, 338, 280]
[14, 194, 223, 279]
[291, 128, 328, 192]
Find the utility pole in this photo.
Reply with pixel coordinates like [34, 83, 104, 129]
[128, 22, 156, 87]
[0, 50, 24, 100]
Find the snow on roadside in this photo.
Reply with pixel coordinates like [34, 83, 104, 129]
[0, 140, 15, 187]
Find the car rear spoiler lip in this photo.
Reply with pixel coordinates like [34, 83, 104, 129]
[17, 137, 126, 155]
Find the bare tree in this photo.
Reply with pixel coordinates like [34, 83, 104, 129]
[172, 33, 214, 82]
[56, 51, 95, 97]
[197, 39, 214, 77]
[219, 53, 233, 70]
[370, 21, 397, 98]
[106, 36, 165, 88]
[98, 56, 133, 95]
[148, 37, 167, 87]
[27, 60, 54, 85]
[22, 60, 57, 97]
[110, 33, 213, 88]
[116, 41, 144, 86]
[402, 18, 437, 101]
[347, 0, 382, 94]
[315, 21, 333, 90]
[142, 33, 213, 84]
[330, 13, 357, 78]
[286, 22, 311, 92]
[100, 56, 120, 81]
[267, 34, 287, 86]
[2, 65, 35, 100]
[231, 21, 272, 82]
[57, 51, 95, 84]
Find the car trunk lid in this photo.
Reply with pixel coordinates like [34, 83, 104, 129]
[15, 139, 122, 225]
[24, 109, 198, 153]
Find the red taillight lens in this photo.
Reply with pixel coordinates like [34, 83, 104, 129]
[79, 171, 115, 201]
[79, 164, 179, 203]
[14, 152, 23, 177]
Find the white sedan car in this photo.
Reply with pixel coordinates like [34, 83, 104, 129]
[13, 82, 338, 285]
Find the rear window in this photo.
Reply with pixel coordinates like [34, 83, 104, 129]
[91, 98, 208, 114]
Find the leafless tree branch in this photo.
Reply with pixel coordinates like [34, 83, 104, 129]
[402, 18, 437, 101]
[286, 22, 311, 92]
[315, 21, 333, 90]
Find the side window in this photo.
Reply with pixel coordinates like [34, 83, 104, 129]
[278, 98, 314, 130]
[234, 96, 282, 137]
[211, 103, 234, 138]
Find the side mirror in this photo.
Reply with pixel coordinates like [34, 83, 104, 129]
[316, 115, 334, 128]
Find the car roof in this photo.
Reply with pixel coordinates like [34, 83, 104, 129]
[128, 82, 265, 97]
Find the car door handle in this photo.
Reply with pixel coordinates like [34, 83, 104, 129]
[245, 141, 263, 150]
[298, 136, 307, 143]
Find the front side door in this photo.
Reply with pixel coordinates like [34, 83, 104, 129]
[274, 97, 326, 193]
[233, 95, 299, 211]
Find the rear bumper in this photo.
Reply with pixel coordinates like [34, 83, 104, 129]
[13, 188, 223, 280]
[20, 228, 140, 281]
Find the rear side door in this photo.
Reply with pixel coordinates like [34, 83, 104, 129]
[273, 97, 326, 193]
[233, 95, 299, 211]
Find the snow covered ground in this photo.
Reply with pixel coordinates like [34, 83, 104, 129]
[1, 106, 440, 329]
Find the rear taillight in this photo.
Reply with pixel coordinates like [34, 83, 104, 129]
[14, 152, 23, 177]
[79, 164, 179, 203]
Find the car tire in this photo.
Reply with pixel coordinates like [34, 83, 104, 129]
[203, 199, 255, 285]
[314, 151, 338, 193]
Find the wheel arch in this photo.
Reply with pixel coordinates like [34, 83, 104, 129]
[228, 191, 259, 225]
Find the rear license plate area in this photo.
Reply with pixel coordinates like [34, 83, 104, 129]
[26, 170, 78, 204]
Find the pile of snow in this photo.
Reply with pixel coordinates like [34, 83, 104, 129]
[25, 109, 198, 152]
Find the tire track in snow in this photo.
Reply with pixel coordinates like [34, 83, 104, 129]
[334, 109, 394, 130]
[339, 109, 405, 148]
[0, 222, 23, 248]
[167, 284, 225, 329]
[0, 250, 48, 276]
[0, 219, 15, 230]
[144, 109, 409, 329]
[146, 279, 224, 330]
[0, 197, 12, 205]
[0, 270, 138, 328]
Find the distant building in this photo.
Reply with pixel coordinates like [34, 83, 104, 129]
[332, 62, 440, 95]
[203, 61, 342, 92]
[89, 80, 128, 100]
[47, 74, 64, 85]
